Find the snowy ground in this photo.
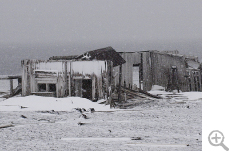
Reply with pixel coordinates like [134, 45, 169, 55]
[0, 91, 202, 151]
[0, 96, 112, 112]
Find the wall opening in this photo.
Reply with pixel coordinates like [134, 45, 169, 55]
[82, 79, 92, 100]
[132, 64, 140, 89]
[38, 83, 46, 92]
[49, 84, 56, 92]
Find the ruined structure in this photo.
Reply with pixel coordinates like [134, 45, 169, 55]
[21, 47, 201, 101]
[21, 47, 125, 100]
[114, 50, 201, 92]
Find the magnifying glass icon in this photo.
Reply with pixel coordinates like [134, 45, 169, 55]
[208, 130, 229, 151]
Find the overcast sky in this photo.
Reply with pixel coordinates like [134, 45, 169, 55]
[0, 0, 201, 45]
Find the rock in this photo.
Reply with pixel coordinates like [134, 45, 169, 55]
[131, 137, 142, 140]
[78, 122, 85, 126]
[21, 115, 27, 118]
[88, 108, 95, 113]
[80, 114, 87, 119]
[20, 106, 28, 109]
[74, 108, 82, 113]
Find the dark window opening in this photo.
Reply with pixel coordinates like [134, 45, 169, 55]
[49, 84, 56, 92]
[38, 84, 46, 92]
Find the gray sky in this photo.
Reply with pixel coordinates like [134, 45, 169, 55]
[0, 0, 201, 45]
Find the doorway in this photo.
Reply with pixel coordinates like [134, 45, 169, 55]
[82, 79, 92, 100]
[132, 65, 140, 88]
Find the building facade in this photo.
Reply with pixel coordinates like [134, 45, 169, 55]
[21, 47, 126, 100]
[114, 50, 202, 92]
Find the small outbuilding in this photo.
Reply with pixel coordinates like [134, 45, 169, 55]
[21, 47, 125, 101]
[114, 50, 201, 92]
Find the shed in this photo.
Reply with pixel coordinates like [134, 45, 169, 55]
[21, 47, 126, 100]
[114, 50, 202, 92]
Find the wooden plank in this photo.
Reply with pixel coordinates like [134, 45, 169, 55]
[118, 65, 122, 102]
[122, 87, 162, 99]
[0, 75, 21, 80]
[10, 79, 13, 96]
[0, 124, 14, 129]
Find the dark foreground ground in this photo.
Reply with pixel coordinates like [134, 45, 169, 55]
[0, 98, 201, 151]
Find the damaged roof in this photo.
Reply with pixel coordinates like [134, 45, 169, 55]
[49, 55, 78, 60]
[49, 46, 126, 67]
[76, 46, 126, 67]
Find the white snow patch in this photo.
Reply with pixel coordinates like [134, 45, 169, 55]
[151, 85, 165, 91]
[61, 137, 131, 141]
[182, 92, 202, 100]
[125, 143, 187, 147]
[97, 99, 106, 104]
[148, 90, 202, 101]
[0, 95, 115, 112]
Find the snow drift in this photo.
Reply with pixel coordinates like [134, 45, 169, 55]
[0, 95, 112, 112]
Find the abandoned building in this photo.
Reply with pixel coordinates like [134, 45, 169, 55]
[21, 47, 125, 100]
[114, 50, 202, 92]
[21, 46, 201, 100]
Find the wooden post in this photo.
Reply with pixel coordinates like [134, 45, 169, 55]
[118, 65, 122, 102]
[64, 61, 68, 96]
[56, 73, 59, 98]
[69, 62, 72, 97]
[10, 79, 13, 96]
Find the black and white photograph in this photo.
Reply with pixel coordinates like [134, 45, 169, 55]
[0, 0, 202, 150]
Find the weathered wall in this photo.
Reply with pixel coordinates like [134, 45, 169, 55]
[115, 51, 197, 92]
[21, 60, 113, 99]
[186, 68, 202, 92]
[118, 52, 141, 89]
[114, 51, 153, 91]
[142, 52, 153, 91]
[21, 60, 67, 97]
[150, 51, 188, 91]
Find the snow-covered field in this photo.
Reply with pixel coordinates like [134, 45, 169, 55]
[0, 90, 202, 151]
